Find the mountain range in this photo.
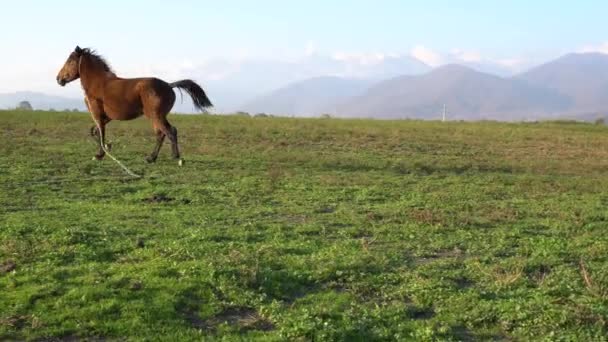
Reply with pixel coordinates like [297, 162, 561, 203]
[238, 52, 608, 121]
[242, 77, 373, 116]
[518, 53, 608, 114]
[185, 54, 430, 111]
[334, 64, 572, 120]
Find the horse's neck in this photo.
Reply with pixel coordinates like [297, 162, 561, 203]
[79, 58, 111, 98]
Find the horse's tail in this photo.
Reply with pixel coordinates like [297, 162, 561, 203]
[169, 79, 213, 111]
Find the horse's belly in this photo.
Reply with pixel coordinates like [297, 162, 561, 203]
[104, 103, 142, 120]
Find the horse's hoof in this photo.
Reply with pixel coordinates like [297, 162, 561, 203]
[178, 159, 184, 166]
[104, 143, 112, 151]
[146, 156, 156, 164]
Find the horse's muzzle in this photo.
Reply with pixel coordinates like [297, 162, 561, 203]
[57, 77, 67, 87]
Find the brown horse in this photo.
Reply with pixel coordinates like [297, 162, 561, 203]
[56, 46, 212, 164]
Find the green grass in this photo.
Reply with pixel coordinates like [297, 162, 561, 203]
[1, 110, 607, 341]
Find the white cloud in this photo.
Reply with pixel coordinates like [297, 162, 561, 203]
[305, 41, 317, 56]
[409, 46, 527, 73]
[579, 42, 608, 54]
[331, 52, 392, 66]
[451, 49, 527, 73]
[410, 46, 443, 67]
[450, 49, 482, 63]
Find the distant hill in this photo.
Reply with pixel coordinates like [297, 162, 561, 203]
[241, 53, 608, 120]
[335, 65, 571, 120]
[517, 53, 608, 114]
[0, 91, 86, 111]
[188, 54, 431, 112]
[239, 77, 373, 116]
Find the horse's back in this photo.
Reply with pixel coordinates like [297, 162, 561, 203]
[109, 77, 170, 93]
[102, 77, 175, 119]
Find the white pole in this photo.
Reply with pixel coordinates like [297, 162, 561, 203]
[442, 104, 446, 122]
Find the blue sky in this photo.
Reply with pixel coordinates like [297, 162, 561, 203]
[1, 0, 607, 94]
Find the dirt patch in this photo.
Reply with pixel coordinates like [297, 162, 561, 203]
[452, 276, 474, 290]
[27, 128, 42, 136]
[283, 284, 322, 305]
[1, 259, 16, 274]
[130, 281, 143, 291]
[408, 305, 435, 320]
[314, 206, 336, 214]
[144, 194, 174, 203]
[142, 195, 190, 205]
[450, 325, 476, 341]
[187, 306, 274, 332]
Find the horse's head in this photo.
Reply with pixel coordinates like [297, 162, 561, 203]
[56, 46, 83, 86]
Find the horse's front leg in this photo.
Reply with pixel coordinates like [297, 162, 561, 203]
[89, 125, 111, 151]
[94, 122, 107, 160]
[86, 97, 111, 160]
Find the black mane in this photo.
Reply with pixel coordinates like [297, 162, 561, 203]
[81, 48, 113, 73]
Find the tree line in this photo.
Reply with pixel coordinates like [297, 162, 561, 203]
[15, 100, 80, 112]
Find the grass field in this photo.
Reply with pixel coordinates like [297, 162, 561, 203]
[1, 110, 607, 341]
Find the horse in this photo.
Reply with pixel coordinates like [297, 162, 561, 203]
[56, 46, 212, 165]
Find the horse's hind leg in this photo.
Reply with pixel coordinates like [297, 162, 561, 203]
[169, 126, 180, 160]
[146, 127, 166, 163]
[156, 118, 182, 164]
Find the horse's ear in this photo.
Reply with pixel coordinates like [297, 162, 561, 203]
[75, 46, 82, 54]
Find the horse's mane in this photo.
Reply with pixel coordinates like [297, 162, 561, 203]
[81, 48, 114, 73]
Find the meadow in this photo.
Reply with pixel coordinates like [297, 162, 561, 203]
[1, 110, 607, 341]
